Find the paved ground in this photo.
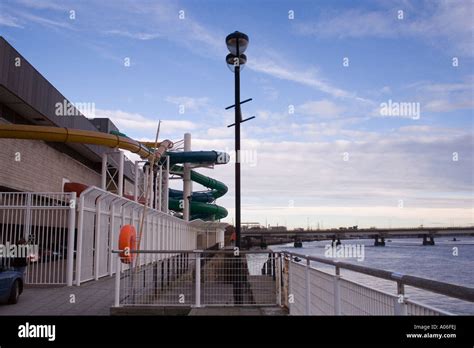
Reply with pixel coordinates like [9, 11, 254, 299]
[0, 254, 284, 316]
[188, 306, 287, 316]
[0, 276, 115, 315]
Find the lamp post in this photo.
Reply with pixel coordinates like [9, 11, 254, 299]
[225, 31, 250, 249]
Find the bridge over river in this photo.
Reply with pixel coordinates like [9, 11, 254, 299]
[241, 226, 474, 247]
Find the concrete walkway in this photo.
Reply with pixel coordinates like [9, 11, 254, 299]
[188, 306, 287, 316]
[0, 276, 115, 316]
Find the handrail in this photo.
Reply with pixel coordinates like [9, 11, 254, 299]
[110, 248, 474, 303]
[111, 249, 278, 255]
[284, 251, 474, 303]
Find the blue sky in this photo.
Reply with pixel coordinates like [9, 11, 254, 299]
[1, 0, 473, 228]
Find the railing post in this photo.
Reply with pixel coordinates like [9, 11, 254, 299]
[334, 265, 341, 315]
[277, 253, 282, 307]
[109, 203, 116, 277]
[24, 193, 32, 239]
[134, 161, 139, 202]
[114, 255, 121, 307]
[158, 164, 162, 211]
[101, 153, 107, 190]
[288, 255, 293, 313]
[66, 192, 76, 286]
[75, 194, 85, 286]
[195, 252, 201, 307]
[305, 256, 310, 315]
[394, 281, 408, 315]
[94, 198, 102, 280]
[118, 151, 124, 197]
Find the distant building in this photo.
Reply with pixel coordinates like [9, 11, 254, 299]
[268, 226, 287, 232]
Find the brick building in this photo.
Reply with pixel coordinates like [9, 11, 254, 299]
[0, 36, 135, 194]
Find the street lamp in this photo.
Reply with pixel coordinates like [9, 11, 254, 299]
[225, 31, 251, 249]
[226, 31, 249, 56]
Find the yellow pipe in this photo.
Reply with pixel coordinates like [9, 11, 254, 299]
[0, 124, 173, 161]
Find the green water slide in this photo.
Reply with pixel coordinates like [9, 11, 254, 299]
[109, 130, 229, 220]
[166, 151, 229, 220]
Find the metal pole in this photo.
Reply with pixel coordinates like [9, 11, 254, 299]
[75, 195, 85, 286]
[154, 174, 159, 210]
[277, 253, 282, 306]
[134, 161, 139, 202]
[235, 40, 241, 248]
[94, 198, 102, 280]
[334, 266, 341, 315]
[305, 256, 310, 315]
[163, 156, 170, 214]
[148, 165, 153, 207]
[394, 281, 407, 315]
[183, 133, 192, 221]
[114, 255, 121, 307]
[158, 164, 163, 211]
[109, 203, 116, 277]
[118, 151, 124, 197]
[66, 192, 76, 286]
[195, 252, 201, 307]
[101, 153, 107, 190]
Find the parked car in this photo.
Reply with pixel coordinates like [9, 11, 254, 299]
[0, 265, 24, 304]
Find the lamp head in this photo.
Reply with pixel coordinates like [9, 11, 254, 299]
[226, 53, 247, 72]
[226, 31, 249, 55]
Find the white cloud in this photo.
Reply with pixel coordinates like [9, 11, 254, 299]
[424, 99, 473, 113]
[249, 56, 355, 100]
[297, 10, 397, 39]
[165, 96, 210, 112]
[89, 108, 197, 136]
[15, 11, 72, 30]
[299, 100, 345, 118]
[408, 78, 474, 113]
[103, 30, 160, 41]
[0, 13, 23, 28]
[296, 1, 474, 57]
[14, 0, 70, 11]
[197, 126, 473, 227]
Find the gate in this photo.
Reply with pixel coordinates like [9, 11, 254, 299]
[0, 192, 76, 285]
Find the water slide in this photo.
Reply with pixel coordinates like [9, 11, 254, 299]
[112, 130, 229, 220]
[165, 151, 229, 220]
[0, 124, 173, 161]
[0, 124, 229, 221]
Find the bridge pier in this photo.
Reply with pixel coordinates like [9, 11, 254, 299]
[244, 236, 252, 248]
[374, 236, 385, 246]
[294, 237, 303, 248]
[422, 235, 435, 246]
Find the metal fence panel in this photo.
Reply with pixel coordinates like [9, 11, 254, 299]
[75, 187, 204, 285]
[0, 192, 74, 285]
[115, 251, 279, 307]
[339, 278, 395, 315]
[119, 252, 195, 306]
[309, 267, 336, 315]
[286, 255, 455, 316]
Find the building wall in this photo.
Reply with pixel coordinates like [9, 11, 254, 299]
[0, 118, 101, 192]
[124, 179, 134, 196]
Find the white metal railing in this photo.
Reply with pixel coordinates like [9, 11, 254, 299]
[0, 188, 226, 287]
[75, 187, 200, 285]
[112, 250, 280, 307]
[0, 192, 76, 285]
[283, 252, 473, 316]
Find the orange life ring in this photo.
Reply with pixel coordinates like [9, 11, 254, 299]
[118, 225, 137, 264]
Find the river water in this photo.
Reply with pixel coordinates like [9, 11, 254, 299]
[271, 236, 474, 315]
